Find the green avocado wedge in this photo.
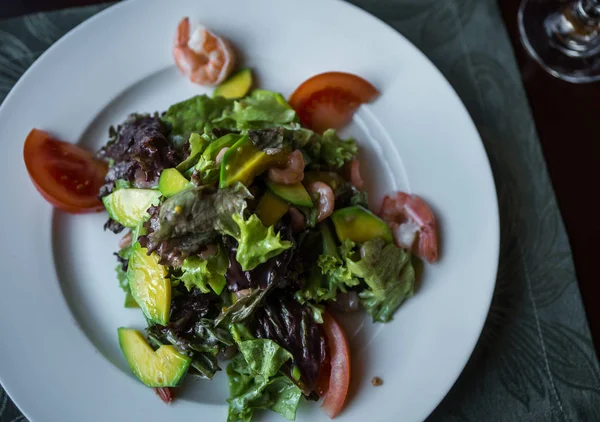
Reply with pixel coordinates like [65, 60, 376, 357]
[127, 242, 171, 325]
[256, 190, 290, 227]
[158, 168, 190, 198]
[331, 206, 393, 244]
[219, 135, 284, 188]
[118, 328, 190, 387]
[265, 180, 313, 208]
[214, 68, 253, 99]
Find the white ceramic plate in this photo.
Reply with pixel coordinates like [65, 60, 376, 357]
[0, 0, 499, 421]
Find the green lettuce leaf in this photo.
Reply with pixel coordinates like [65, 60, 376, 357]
[217, 90, 297, 130]
[147, 317, 232, 380]
[305, 129, 357, 168]
[225, 213, 293, 271]
[295, 224, 359, 304]
[115, 260, 128, 292]
[114, 179, 132, 190]
[296, 253, 359, 304]
[149, 183, 252, 243]
[162, 95, 234, 138]
[345, 238, 416, 322]
[179, 244, 228, 294]
[193, 157, 220, 184]
[176, 132, 208, 173]
[226, 325, 302, 422]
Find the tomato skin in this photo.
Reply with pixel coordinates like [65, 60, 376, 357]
[23, 129, 107, 214]
[289, 72, 379, 134]
[321, 311, 351, 419]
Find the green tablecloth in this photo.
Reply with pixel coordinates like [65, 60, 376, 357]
[1, 1, 599, 421]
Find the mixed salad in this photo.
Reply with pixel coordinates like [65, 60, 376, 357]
[22, 18, 439, 422]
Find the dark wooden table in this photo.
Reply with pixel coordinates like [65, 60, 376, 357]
[2, 0, 598, 355]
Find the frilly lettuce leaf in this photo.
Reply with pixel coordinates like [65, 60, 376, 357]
[345, 238, 415, 322]
[225, 213, 293, 271]
[193, 157, 220, 184]
[305, 129, 357, 169]
[227, 325, 301, 422]
[162, 95, 234, 138]
[217, 90, 297, 130]
[179, 244, 228, 294]
[176, 132, 208, 173]
[295, 253, 359, 304]
[295, 224, 359, 304]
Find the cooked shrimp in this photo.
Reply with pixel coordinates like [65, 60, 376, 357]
[288, 207, 306, 232]
[173, 17, 235, 86]
[215, 147, 229, 164]
[379, 192, 439, 263]
[307, 182, 335, 222]
[119, 231, 132, 249]
[200, 243, 217, 260]
[349, 159, 364, 190]
[268, 150, 305, 185]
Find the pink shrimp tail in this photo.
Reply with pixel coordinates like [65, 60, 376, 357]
[379, 192, 440, 263]
[416, 223, 439, 263]
[173, 17, 192, 76]
[176, 17, 190, 47]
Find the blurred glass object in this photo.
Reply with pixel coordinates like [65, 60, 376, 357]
[519, 0, 600, 82]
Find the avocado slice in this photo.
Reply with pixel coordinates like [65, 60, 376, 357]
[118, 328, 190, 387]
[331, 206, 393, 243]
[214, 68, 253, 99]
[256, 190, 290, 227]
[158, 168, 190, 198]
[127, 242, 171, 325]
[303, 171, 345, 191]
[265, 179, 313, 208]
[102, 189, 161, 228]
[219, 135, 285, 188]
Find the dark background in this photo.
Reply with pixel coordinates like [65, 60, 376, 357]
[2, 0, 598, 355]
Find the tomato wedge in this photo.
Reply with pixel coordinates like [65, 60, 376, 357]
[289, 72, 379, 134]
[23, 129, 108, 213]
[321, 311, 351, 418]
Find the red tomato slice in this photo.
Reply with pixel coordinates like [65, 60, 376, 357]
[23, 129, 108, 214]
[321, 311, 351, 419]
[289, 72, 379, 134]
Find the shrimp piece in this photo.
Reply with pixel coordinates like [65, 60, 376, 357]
[379, 192, 439, 263]
[173, 17, 235, 86]
[215, 147, 229, 164]
[200, 244, 217, 260]
[119, 231, 132, 249]
[349, 159, 364, 190]
[307, 182, 335, 222]
[341, 159, 363, 189]
[268, 150, 305, 185]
